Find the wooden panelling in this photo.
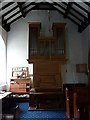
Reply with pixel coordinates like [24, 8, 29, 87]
[33, 62, 63, 89]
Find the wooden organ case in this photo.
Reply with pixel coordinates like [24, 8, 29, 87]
[27, 22, 67, 109]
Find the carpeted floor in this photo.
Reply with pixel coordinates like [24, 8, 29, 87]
[17, 102, 68, 120]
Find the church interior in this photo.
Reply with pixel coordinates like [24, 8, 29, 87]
[0, 1, 90, 120]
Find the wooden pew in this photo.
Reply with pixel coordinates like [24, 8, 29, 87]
[73, 86, 90, 120]
[65, 87, 74, 119]
[73, 92, 80, 119]
[65, 88, 70, 119]
[65, 84, 87, 119]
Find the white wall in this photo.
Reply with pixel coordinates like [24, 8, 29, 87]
[81, 25, 89, 63]
[78, 25, 90, 84]
[0, 26, 7, 45]
[7, 10, 88, 85]
[0, 26, 7, 91]
[80, 25, 90, 84]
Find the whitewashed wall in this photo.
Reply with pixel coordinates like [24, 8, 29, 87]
[0, 26, 7, 45]
[7, 10, 88, 85]
[0, 26, 7, 90]
[80, 25, 90, 84]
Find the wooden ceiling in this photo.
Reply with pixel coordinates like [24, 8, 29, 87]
[0, 1, 90, 33]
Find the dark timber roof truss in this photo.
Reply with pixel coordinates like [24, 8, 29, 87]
[0, 1, 90, 33]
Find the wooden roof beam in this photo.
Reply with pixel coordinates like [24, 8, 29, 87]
[53, 2, 64, 10]
[23, 2, 39, 14]
[23, 2, 36, 9]
[53, 2, 83, 23]
[84, 2, 90, 7]
[0, 2, 14, 11]
[5, 10, 20, 21]
[53, 6, 64, 16]
[34, 2, 55, 9]
[25, 5, 36, 15]
[78, 22, 89, 33]
[2, 16, 7, 27]
[3, 23, 10, 32]
[17, 2, 26, 17]
[63, 2, 88, 21]
[9, 14, 22, 25]
[53, 5, 80, 26]
[74, 2, 89, 14]
[2, 17, 10, 32]
[78, 12, 90, 33]
[25, 2, 56, 11]
[33, 4, 55, 10]
[2, 2, 55, 29]
[64, 2, 73, 18]
[2, 6, 18, 18]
